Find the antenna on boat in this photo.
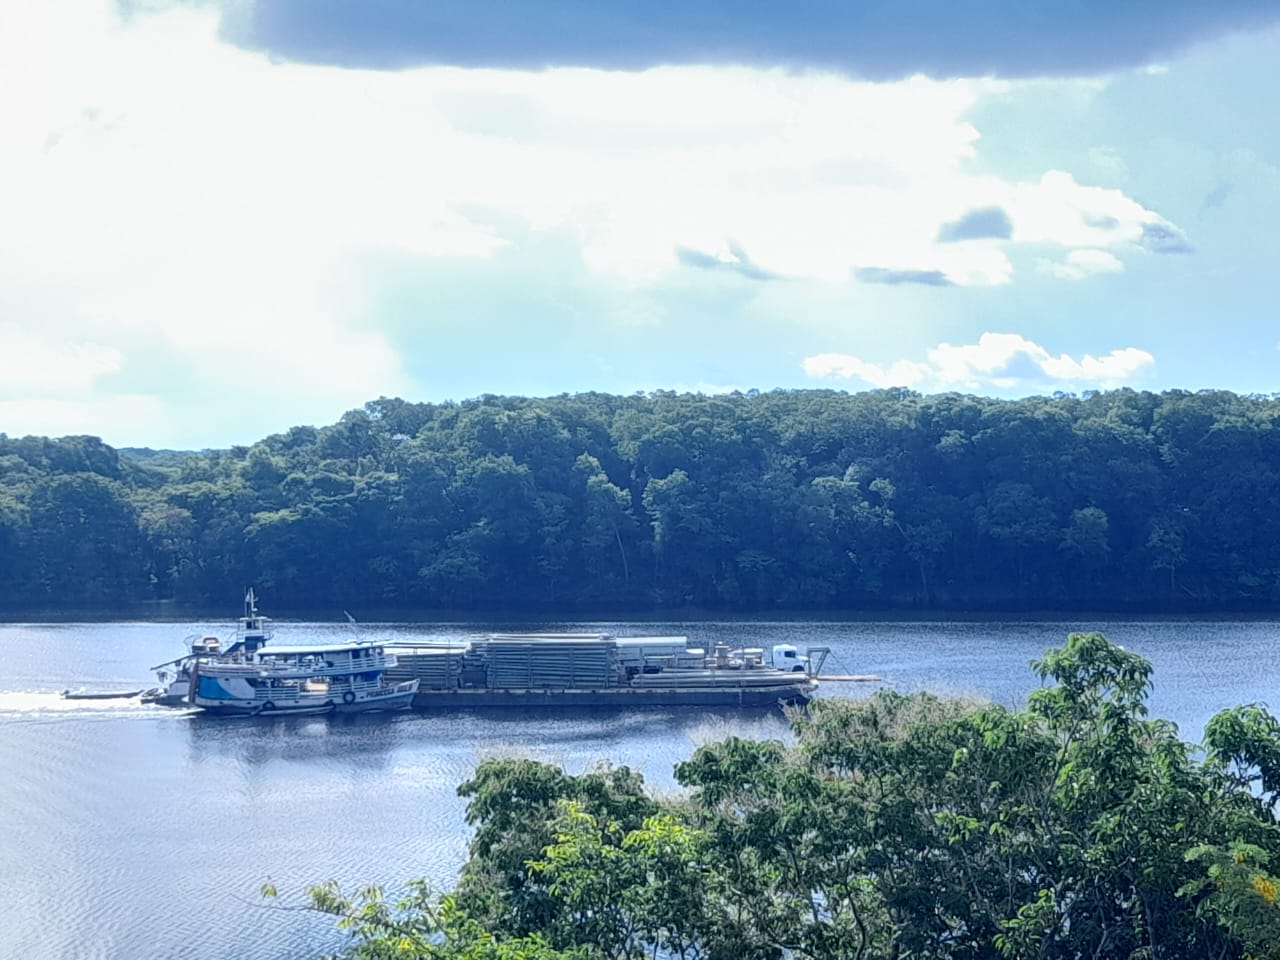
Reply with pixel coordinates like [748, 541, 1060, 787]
[240, 587, 271, 657]
[343, 610, 366, 643]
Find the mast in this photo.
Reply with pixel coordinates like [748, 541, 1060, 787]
[239, 587, 272, 657]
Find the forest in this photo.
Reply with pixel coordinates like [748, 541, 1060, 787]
[291, 634, 1280, 959]
[2, 386, 1280, 613]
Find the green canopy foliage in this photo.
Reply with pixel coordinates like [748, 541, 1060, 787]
[299, 634, 1280, 959]
[8, 387, 1280, 611]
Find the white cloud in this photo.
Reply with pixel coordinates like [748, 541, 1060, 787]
[0, 395, 170, 444]
[1039, 248, 1125, 279]
[1006, 171, 1178, 249]
[801, 353, 932, 387]
[0, 0, 428, 445]
[1039, 346, 1154, 383]
[0, 1, 1186, 445]
[0, 324, 122, 397]
[804, 332, 1155, 392]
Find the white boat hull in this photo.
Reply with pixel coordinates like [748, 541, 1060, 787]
[190, 678, 419, 716]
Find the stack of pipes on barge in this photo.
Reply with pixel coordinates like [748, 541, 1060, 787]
[385, 633, 877, 708]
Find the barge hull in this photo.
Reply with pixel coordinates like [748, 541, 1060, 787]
[411, 685, 814, 709]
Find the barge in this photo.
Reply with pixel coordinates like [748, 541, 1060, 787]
[143, 592, 832, 714]
[386, 634, 829, 709]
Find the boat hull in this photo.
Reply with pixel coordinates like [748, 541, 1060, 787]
[411, 682, 815, 709]
[62, 690, 143, 700]
[391, 637, 821, 710]
[192, 685, 419, 717]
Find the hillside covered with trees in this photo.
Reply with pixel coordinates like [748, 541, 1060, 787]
[2, 387, 1279, 613]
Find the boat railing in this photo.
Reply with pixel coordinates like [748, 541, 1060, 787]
[246, 674, 411, 699]
[349, 676, 394, 691]
[215, 651, 399, 675]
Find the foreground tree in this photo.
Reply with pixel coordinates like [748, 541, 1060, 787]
[301, 634, 1280, 958]
[290, 881, 583, 960]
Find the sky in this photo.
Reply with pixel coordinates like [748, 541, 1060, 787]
[2, 1, 1279, 449]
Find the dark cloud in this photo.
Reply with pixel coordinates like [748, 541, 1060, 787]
[855, 267, 954, 287]
[201, 0, 1280, 79]
[937, 206, 1013, 242]
[676, 242, 777, 281]
[1139, 222, 1194, 254]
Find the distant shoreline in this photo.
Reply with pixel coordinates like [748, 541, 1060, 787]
[3, 604, 1278, 625]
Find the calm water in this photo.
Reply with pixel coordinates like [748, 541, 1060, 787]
[2, 617, 1277, 959]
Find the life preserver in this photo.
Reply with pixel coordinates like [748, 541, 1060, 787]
[262, 701, 276, 713]
[342, 691, 356, 705]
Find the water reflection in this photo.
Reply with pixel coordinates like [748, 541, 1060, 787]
[174, 704, 793, 803]
[183, 709, 411, 770]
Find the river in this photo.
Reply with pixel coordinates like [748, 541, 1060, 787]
[1, 616, 1276, 959]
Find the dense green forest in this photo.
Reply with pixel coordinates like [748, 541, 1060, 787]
[2, 387, 1280, 613]
[292, 634, 1280, 959]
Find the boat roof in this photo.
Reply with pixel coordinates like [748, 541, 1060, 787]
[477, 632, 614, 641]
[386, 643, 468, 654]
[257, 642, 386, 657]
[473, 633, 690, 645]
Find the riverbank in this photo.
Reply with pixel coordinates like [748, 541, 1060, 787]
[4, 601, 1279, 623]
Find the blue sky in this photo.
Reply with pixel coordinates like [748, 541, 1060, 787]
[2, 0, 1279, 448]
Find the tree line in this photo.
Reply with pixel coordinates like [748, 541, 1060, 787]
[290, 634, 1280, 959]
[3, 387, 1280, 613]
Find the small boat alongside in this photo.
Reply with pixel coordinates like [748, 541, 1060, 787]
[62, 689, 144, 701]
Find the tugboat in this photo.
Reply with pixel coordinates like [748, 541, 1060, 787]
[143, 590, 270, 706]
[147, 590, 418, 716]
[144, 634, 230, 706]
[188, 640, 419, 716]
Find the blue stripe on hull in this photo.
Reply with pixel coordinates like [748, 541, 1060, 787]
[193, 691, 418, 716]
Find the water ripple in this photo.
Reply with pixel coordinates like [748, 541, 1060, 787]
[3, 618, 1280, 958]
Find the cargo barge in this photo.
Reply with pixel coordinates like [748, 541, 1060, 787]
[385, 634, 829, 709]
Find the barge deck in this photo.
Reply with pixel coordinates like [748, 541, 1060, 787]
[388, 634, 832, 709]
